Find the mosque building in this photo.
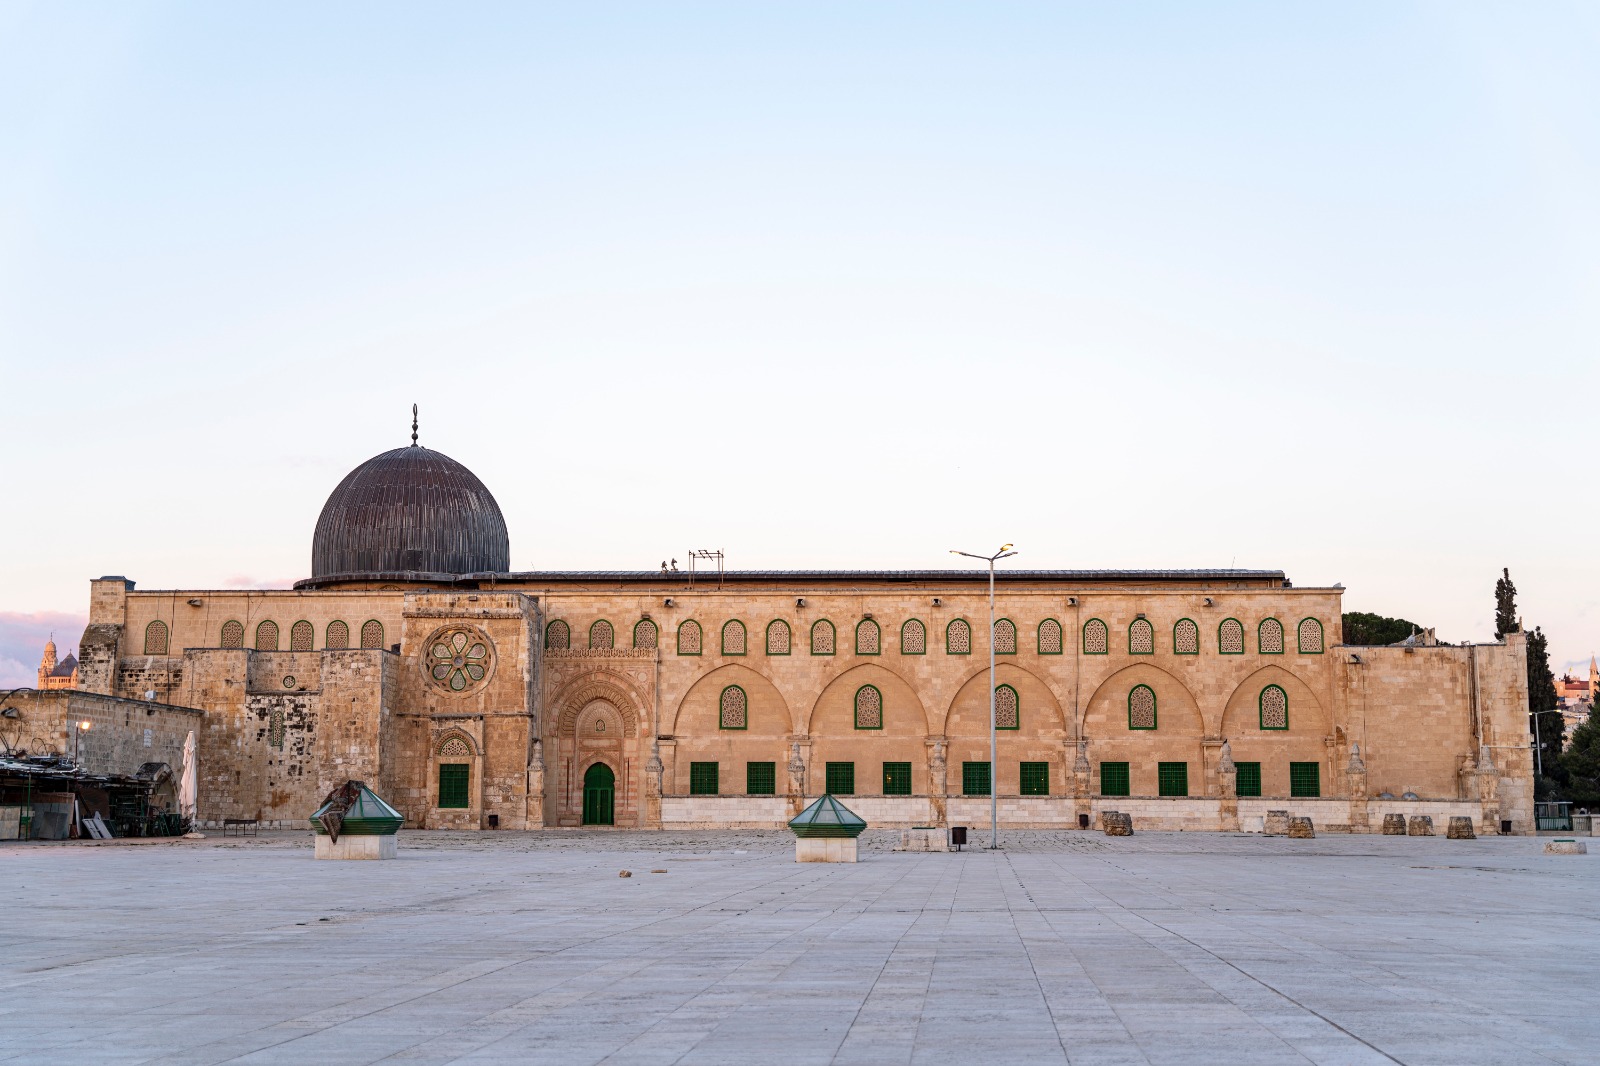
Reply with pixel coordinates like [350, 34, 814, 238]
[61, 423, 1535, 834]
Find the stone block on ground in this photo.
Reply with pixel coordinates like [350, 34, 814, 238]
[1287, 816, 1315, 839]
[1407, 815, 1434, 837]
[796, 837, 858, 862]
[1446, 816, 1475, 840]
[1102, 812, 1132, 837]
[1382, 813, 1408, 835]
[1263, 810, 1290, 837]
[1544, 839, 1587, 855]
[314, 833, 396, 860]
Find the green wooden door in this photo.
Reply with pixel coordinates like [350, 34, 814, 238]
[582, 762, 615, 826]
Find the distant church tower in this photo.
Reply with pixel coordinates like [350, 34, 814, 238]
[1591, 656, 1598, 702]
[37, 636, 77, 690]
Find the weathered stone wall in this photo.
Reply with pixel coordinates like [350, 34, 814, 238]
[1, 689, 200, 779]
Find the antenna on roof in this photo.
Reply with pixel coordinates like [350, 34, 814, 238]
[411, 404, 419, 447]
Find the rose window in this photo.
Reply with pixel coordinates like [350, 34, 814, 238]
[428, 629, 493, 692]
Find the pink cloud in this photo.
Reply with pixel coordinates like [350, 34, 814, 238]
[0, 610, 89, 688]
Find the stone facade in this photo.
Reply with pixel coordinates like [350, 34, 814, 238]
[70, 571, 1535, 834]
[1, 688, 201, 780]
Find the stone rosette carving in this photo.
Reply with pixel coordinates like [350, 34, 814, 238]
[423, 624, 496, 695]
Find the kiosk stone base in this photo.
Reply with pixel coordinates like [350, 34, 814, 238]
[315, 833, 397, 860]
[796, 837, 858, 863]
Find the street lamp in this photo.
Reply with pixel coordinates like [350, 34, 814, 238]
[74, 720, 92, 765]
[950, 544, 1017, 850]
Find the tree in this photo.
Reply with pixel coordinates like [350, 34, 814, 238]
[1526, 625, 1564, 787]
[1494, 567, 1518, 639]
[1341, 612, 1423, 646]
[1559, 705, 1600, 810]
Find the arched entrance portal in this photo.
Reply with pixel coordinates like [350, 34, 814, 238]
[582, 763, 615, 826]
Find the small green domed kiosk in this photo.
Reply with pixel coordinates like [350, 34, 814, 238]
[788, 794, 866, 863]
[310, 780, 403, 860]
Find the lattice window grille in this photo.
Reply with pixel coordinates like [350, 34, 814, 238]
[678, 620, 702, 655]
[1038, 619, 1063, 655]
[589, 620, 614, 650]
[267, 708, 285, 750]
[811, 620, 835, 655]
[1219, 619, 1244, 654]
[855, 619, 880, 655]
[993, 618, 1016, 655]
[722, 620, 746, 656]
[1298, 618, 1324, 654]
[144, 621, 168, 656]
[1174, 619, 1199, 655]
[326, 621, 349, 650]
[1128, 619, 1154, 655]
[360, 620, 384, 650]
[1260, 685, 1289, 730]
[994, 684, 1019, 730]
[290, 621, 314, 652]
[719, 685, 748, 730]
[1259, 618, 1285, 654]
[439, 736, 473, 757]
[220, 620, 244, 649]
[947, 619, 971, 655]
[1128, 684, 1157, 730]
[545, 620, 570, 650]
[901, 619, 926, 655]
[854, 684, 883, 729]
[1083, 619, 1109, 655]
[766, 620, 791, 655]
[633, 619, 658, 649]
[256, 621, 279, 652]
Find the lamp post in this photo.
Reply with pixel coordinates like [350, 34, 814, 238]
[1530, 707, 1564, 778]
[74, 720, 92, 766]
[950, 544, 1017, 850]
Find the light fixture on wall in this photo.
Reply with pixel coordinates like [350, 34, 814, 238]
[1067, 597, 1077, 606]
[1348, 653, 1363, 664]
[795, 597, 805, 608]
[186, 598, 202, 607]
[663, 598, 674, 608]
[1203, 597, 1215, 607]
[863, 612, 874, 621]
[932, 597, 942, 607]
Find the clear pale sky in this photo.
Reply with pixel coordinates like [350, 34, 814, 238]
[2, 2, 1596, 687]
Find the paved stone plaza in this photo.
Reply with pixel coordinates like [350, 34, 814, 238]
[1, 830, 1593, 1065]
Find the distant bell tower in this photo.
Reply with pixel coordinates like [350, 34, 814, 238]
[37, 635, 78, 690]
[1590, 656, 1598, 701]
[38, 636, 57, 685]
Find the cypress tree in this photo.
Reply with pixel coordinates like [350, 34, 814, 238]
[1494, 567, 1518, 640]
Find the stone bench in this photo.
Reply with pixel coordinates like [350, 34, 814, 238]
[1407, 815, 1435, 837]
[1382, 813, 1408, 835]
[1446, 816, 1475, 840]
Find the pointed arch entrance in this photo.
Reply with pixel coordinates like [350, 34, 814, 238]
[583, 763, 616, 825]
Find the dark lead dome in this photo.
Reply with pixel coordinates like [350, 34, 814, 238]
[310, 446, 510, 580]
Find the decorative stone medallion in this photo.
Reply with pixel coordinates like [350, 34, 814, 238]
[424, 626, 495, 694]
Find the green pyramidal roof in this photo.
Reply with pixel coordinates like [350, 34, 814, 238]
[309, 783, 404, 836]
[788, 794, 867, 838]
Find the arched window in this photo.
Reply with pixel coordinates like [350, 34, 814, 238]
[677, 619, 702, 656]
[993, 618, 1017, 655]
[721, 620, 747, 656]
[1128, 684, 1157, 730]
[810, 619, 836, 655]
[545, 619, 570, 650]
[901, 619, 926, 655]
[1128, 618, 1154, 655]
[1038, 619, 1063, 655]
[438, 734, 474, 757]
[854, 684, 883, 729]
[766, 619, 791, 655]
[1173, 618, 1199, 655]
[719, 685, 748, 730]
[326, 620, 350, 650]
[1082, 619, 1109, 655]
[220, 620, 244, 649]
[994, 684, 1019, 730]
[268, 707, 285, 750]
[360, 620, 385, 650]
[946, 619, 971, 655]
[1297, 618, 1324, 654]
[255, 620, 279, 651]
[589, 620, 615, 650]
[1218, 618, 1244, 655]
[143, 620, 168, 656]
[290, 620, 314, 652]
[1258, 618, 1284, 655]
[633, 618, 658, 649]
[1259, 684, 1289, 730]
[855, 618, 880, 655]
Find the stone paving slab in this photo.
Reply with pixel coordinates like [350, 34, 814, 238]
[0, 829, 1594, 1065]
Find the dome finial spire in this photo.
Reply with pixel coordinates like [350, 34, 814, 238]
[411, 404, 419, 447]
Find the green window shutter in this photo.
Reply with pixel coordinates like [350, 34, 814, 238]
[1235, 762, 1262, 798]
[1158, 762, 1188, 797]
[1099, 762, 1130, 797]
[1020, 762, 1049, 796]
[1289, 762, 1321, 798]
[882, 762, 912, 796]
[746, 762, 776, 796]
[438, 764, 470, 808]
[825, 761, 855, 795]
[962, 761, 991, 797]
[689, 761, 719, 795]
